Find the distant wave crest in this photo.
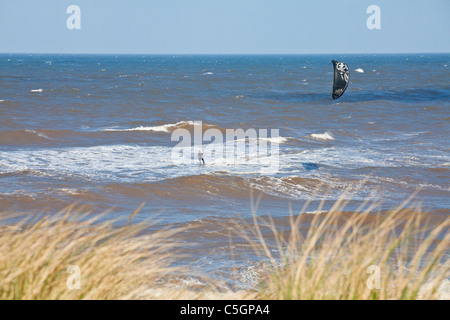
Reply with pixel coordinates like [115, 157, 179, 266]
[308, 132, 335, 141]
[103, 121, 200, 133]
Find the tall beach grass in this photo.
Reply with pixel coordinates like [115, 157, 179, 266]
[0, 189, 448, 300]
[0, 205, 191, 299]
[242, 189, 449, 300]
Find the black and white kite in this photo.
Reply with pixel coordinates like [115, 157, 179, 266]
[331, 60, 350, 100]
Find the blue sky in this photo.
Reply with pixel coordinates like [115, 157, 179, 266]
[0, 0, 449, 54]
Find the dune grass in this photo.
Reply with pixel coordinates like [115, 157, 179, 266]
[0, 205, 192, 299]
[0, 189, 448, 300]
[242, 189, 449, 300]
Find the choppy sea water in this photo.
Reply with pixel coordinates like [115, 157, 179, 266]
[0, 54, 449, 287]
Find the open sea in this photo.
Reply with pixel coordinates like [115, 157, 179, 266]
[0, 53, 449, 288]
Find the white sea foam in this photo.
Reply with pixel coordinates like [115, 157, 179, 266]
[58, 188, 82, 195]
[308, 132, 335, 141]
[0, 189, 37, 198]
[30, 89, 43, 93]
[103, 121, 196, 133]
[203, 72, 214, 75]
[354, 68, 364, 73]
[287, 144, 444, 171]
[233, 136, 289, 144]
[0, 162, 53, 177]
[1, 136, 446, 191]
[303, 210, 328, 215]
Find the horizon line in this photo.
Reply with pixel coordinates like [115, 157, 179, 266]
[1, 51, 449, 56]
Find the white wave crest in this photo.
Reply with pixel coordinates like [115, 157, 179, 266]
[103, 121, 196, 133]
[232, 136, 289, 144]
[308, 132, 335, 141]
[25, 130, 50, 139]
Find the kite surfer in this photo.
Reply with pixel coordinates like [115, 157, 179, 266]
[198, 150, 205, 165]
